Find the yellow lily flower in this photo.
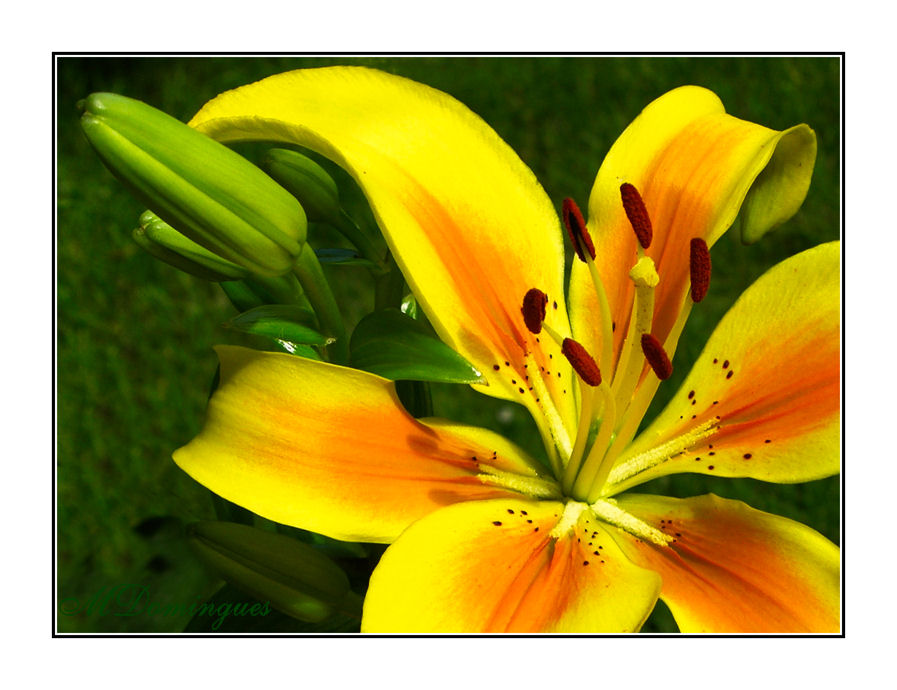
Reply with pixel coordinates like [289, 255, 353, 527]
[174, 67, 839, 633]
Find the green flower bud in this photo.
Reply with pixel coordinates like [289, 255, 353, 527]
[133, 211, 251, 282]
[187, 521, 354, 623]
[263, 147, 384, 268]
[79, 93, 307, 276]
[262, 148, 341, 225]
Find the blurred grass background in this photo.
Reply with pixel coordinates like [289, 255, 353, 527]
[56, 56, 840, 633]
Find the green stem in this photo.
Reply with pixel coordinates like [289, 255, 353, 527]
[334, 210, 386, 269]
[373, 252, 433, 418]
[373, 253, 406, 311]
[292, 245, 348, 363]
[396, 380, 434, 418]
[246, 272, 307, 306]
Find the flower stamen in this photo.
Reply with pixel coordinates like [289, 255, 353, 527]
[476, 465, 563, 500]
[566, 382, 616, 499]
[563, 197, 614, 373]
[610, 255, 660, 408]
[549, 500, 588, 538]
[561, 338, 602, 387]
[641, 333, 673, 381]
[589, 498, 672, 547]
[603, 418, 720, 492]
[562, 197, 595, 262]
[689, 238, 711, 303]
[620, 183, 653, 250]
[598, 296, 693, 468]
[521, 288, 549, 334]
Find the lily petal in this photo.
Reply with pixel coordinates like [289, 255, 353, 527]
[362, 498, 660, 632]
[189, 67, 576, 441]
[569, 85, 816, 375]
[610, 494, 840, 633]
[173, 346, 548, 543]
[606, 242, 839, 493]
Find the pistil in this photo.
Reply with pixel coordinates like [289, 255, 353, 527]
[566, 382, 616, 499]
[586, 236, 713, 491]
[594, 292, 693, 475]
[610, 255, 660, 409]
[523, 187, 715, 505]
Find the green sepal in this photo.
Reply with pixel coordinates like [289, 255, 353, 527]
[79, 92, 306, 276]
[225, 305, 331, 347]
[187, 521, 355, 624]
[350, 308, 484, 384]
[133, 211, 250, 282]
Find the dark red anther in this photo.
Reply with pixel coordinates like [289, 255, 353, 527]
[641, 333, 673, 380]
[620, 183, 652, 249]
[689, 238, 711, 303]
[561, 338, 602, 387]
[562, 198, 596, 262]
[521, 288, 549, 334]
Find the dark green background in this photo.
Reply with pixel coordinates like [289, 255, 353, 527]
[56, 56, 841, 633]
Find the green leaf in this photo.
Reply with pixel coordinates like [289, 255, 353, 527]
[400, 292, 419, 319]
[350, 309, 484, 384]
[225, 305, 331, 347]
[315, 247, 377, 268]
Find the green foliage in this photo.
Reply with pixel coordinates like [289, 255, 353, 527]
[226, 304, 330, 347]
[350, 308, 484, 384]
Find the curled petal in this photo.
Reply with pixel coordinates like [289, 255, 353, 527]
[189, 67, 576, 440]
[174, 346, 546, 543]
[362, 498, 660, 632]
[610, 494, 840, 633]
[569, 86, 816, 377]
[607, 242, 839, 492]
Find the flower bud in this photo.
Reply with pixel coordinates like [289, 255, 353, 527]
[79, 93, 307, 276]
[262, 148, 341, 225]
[187, 521, 353, 623]
[133, 211, 250, 282]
